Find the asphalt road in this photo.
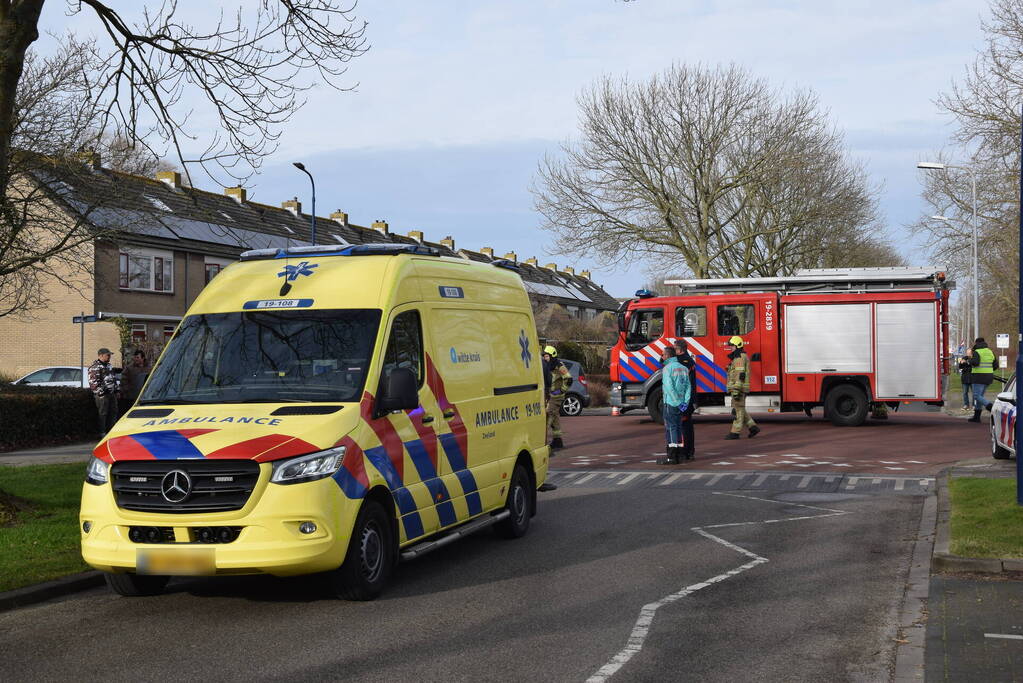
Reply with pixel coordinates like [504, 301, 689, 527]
[554, 410, 991, 475]
[1, 484, 923, 682]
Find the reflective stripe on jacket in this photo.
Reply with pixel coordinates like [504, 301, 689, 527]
[726, 352, 750, 393]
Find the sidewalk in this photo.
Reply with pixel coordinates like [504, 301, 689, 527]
[0, 441, 94, 466]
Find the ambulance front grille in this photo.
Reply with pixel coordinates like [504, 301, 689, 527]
[111, 460, 261, 513]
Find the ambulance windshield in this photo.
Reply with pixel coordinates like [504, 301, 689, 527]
[140, 309, 382, 404]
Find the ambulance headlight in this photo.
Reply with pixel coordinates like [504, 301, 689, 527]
[85, 456, 109, 485]
[270, 446, 346, 485]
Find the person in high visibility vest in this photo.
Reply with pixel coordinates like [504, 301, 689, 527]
[967, 337, 996, 423]
[724, 336, 760, 439]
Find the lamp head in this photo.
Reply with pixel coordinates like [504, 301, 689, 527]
[917, 161, 946, 170]
[293, 162, 306, 171]
[931, 215, 949, 221]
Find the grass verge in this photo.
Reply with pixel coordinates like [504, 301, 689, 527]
[950, 477, 1023, 559]
[0, 463, 89, 591]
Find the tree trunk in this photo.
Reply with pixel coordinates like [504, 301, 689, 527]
[0, 0, 45, 193]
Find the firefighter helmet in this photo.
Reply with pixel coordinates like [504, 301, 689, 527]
[728, 336, 744, 348]
[543, 345, 558, 357]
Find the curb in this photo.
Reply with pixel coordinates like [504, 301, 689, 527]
[892, 490, 936, 682]
[0, 571, 104, 612]
[931, 469, 1023, 574]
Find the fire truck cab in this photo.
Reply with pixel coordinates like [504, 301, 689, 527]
[610, 267, 953, 427]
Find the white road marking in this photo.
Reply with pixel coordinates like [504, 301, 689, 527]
[560, 472, 581, 479]
[711, 461, 734, 465]
[895, 479, 906, 491]
[776, 460, 797, 464]
[797, 476, 813, 489]
[920, 479, 931, 487]
[794, 464, 813, 468]
[879, 461, 900, 464]
[617, 473, 640, 486]
[845, 477, 860, 490]
[588, 494, 850, 683]
[745, 454, 767, 458]
[905, 460, 925, 464]
[752, 474, 769, 486]
[779, 475, 791, 481]
[985, 633, 1023, 640]
[575, 473, 598, 484]
[706, 474, 725, 486]
[657, 473, 683, 486]
[606, 473, 621, 480]
[832, 463, 853, 467]
[646, 473, 662, 479]
[885, 467, 907, 471]
[824, 476, 837, 483]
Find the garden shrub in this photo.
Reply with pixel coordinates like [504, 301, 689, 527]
[0, 384, 98, 451]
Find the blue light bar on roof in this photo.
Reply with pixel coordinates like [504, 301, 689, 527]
[240, 243, 441, 261]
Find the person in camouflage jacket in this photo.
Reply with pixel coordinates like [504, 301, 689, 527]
[89, 347, 119, 434]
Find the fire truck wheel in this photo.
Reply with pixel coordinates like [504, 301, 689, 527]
[103, 572, 169, 597]
[824, 384, 868, 427]
[647, 386, 664, 424]
[991, 419, 1012, 459]
[329, 499, 395, 601]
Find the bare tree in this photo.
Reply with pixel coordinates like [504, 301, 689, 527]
[533, 64, 889, 279]
[0, 1, 367, 317]
[915, 0, 1021, 340]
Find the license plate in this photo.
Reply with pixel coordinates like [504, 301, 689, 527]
[137, 547, 215, 575]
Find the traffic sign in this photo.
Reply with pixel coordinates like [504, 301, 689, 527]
[72, 315, 98, 323]
[1000, 355, 1009, 369]
[997, 333, 1010, 348]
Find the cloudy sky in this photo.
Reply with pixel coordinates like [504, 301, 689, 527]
[40, 0, 987, 297]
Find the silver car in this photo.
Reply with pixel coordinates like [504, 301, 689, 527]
[990, 374, 1017, 460]
[12, 366, 89, 388]
[558, 359, 591, 417]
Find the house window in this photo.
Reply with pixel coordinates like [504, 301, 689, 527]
[205, 263, 221, 283]
[119, 248, 173, 292]
[132, 323, 147, 341]
[163, 325, 176, 340]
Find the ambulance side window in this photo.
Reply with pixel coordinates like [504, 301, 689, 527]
[675, 306, 706, 337]
[626, 309, 664, 351]
[383, 310, 424, 387]
[717, 304, 755, 336]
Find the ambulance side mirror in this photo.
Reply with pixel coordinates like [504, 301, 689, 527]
[377, 367, 419, 414]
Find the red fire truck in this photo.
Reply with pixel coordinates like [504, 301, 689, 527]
[609, 267, 953, 426]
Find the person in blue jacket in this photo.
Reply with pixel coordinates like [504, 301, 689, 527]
[658, 346, 692, 465]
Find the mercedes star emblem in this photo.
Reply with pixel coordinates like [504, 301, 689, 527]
[160, 469, 192, 503]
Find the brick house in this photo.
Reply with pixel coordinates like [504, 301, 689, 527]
[0, 156, 619, 377]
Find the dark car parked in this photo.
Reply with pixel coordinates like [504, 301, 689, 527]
[558, 359, 591, 416]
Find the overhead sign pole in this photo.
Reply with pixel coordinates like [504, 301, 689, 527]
[1017, 105, 1023, 506]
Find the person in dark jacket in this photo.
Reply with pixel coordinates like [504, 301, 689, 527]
[88, 347, 119, 435]
[967, 337, 996, 423]
[674, 339, 697, 460]
[957, 354, 973, 412]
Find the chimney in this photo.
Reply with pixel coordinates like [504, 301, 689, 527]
[525, 257, 538, 266]
[480, 247, 494, 258]
[563, 266, 575, 275]
[225, 187, 247, 203]
[407, 230, 424, 242]
[440, 236, 455, 250]
[330, 210, 348, 226]
[156, 171, 181, 190]
[544, 263, 557, 270]
[282, 197, 301, 217]
[580, 270, 591, 279]
[79, 150, 101, 170]
[503, 251, 517, 262]
[372, 219, 389, 235]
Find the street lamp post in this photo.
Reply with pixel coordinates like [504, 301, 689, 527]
[292, 162, 317, 246]
[918, 161, 979, 340]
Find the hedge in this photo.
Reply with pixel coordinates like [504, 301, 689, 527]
[0, 385, 98, 451]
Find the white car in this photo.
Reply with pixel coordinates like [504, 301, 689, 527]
[990, 374, 1017, 460]
[12, 366, 90, 388]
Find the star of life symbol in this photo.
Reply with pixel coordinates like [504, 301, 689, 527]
[518, 329, 532, 368]
[277, 261, 319, 282]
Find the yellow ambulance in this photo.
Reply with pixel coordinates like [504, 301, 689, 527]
[80, 244, 550, 599]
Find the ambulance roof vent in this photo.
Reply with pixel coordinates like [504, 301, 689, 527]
[240, 242, 441, 261]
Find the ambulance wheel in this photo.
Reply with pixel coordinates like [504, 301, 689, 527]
[647, 386, 664, 424]
[561, 394, 583, 417]
[495, 465, 532, 539]
[103, 572, 169, 597]
[824, 384, 868, 427]
[330, 499, 395, 601]
[992, 419, 1012, 459]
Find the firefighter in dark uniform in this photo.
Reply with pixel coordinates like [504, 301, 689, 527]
[724, 335, 760, 439]
[967, 337, 996, 423]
